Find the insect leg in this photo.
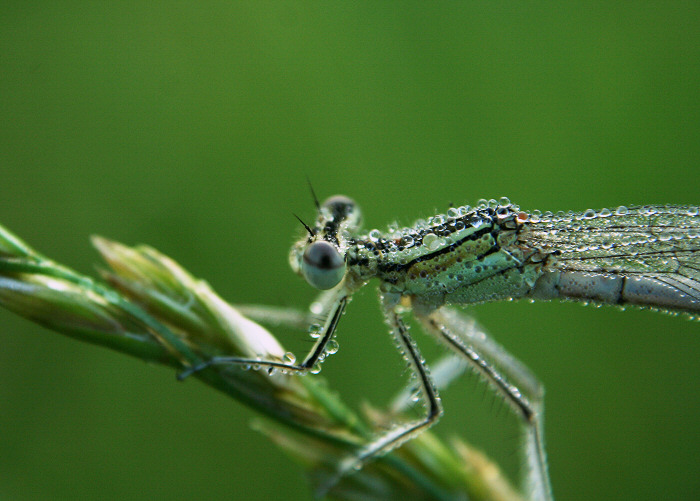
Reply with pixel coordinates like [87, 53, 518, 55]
[416, 307, 552, 501]
[177, 294, 347, 379]
[232, 304, 313, 330]
[317, 292, 443, 495]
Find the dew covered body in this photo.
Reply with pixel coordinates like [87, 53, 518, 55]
[344, 200, 700, 315]
[346, 204, 544, 308]
[237, 194, 700, 500]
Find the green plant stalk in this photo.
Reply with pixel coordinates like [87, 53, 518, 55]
[0, 222, 522, 501]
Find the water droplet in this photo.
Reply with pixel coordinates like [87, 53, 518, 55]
[496, 207, 510, 219]
[422, 233, 440, 250]
[499, 196, 511, 207]
[458, 205, 472, 216]
[310, 363, 322, 374]
[447, 207, 460, 219]
[308, 324, 322, 338]
[326, 339, 339, 355]
[283, 352, 296, 364]
[368, 229, 381, 242]
[582, 209, 596, 219]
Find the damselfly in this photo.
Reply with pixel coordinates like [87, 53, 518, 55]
[182, 196, 700, 500]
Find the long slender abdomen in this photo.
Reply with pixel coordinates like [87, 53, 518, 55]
[529, 271, 700, 313]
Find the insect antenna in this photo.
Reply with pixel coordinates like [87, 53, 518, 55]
[306, 176, 321, 210]
[293, 213, 315, 237]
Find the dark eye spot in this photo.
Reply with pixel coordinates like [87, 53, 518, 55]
[304, 241, 343, 270]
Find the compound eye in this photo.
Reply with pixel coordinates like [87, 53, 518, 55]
[321, 195, 361, 231]
[301, 240, 346, 290]
[322, 195, 356, 215]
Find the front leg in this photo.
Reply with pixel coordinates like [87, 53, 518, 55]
[177, 292, 347, 379]
[317, 291, 443, 496]
[233, 304, 313, 330]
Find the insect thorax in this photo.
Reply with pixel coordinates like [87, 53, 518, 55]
[346, 205, 546, 308]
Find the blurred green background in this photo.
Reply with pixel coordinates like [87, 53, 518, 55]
[1, 3, 699, 500]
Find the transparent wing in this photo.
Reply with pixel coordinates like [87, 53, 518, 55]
[519, 205, 700, 305]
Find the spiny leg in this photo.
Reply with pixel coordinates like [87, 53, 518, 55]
[427, 308, 544, 401]
[233, 304, 313, 330]
[416, 307, 552, 501]
[233, 287, 346, 331]
[389, 353, 467, 414]
[177, 293, 347, 379]
[317, 292, 443, 496]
